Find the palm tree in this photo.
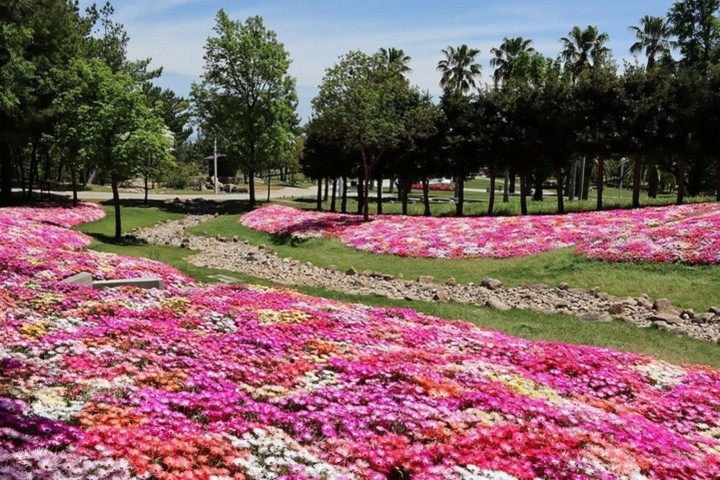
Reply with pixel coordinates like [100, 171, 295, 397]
[560, 25, 611, 79]
[490, 37, 535, 87]
[629, 15, 674, 70]
[379, 47, 412, 74]
[436, 44, 482, 94]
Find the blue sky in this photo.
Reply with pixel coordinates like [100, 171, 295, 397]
[78, 0, 676, 123]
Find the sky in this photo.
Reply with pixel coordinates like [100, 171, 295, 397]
[78, 0, 677, 124]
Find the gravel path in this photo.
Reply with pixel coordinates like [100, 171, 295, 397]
[130, 214, 720, 344]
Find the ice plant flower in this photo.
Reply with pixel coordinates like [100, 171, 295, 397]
[1, 204, 719, 479]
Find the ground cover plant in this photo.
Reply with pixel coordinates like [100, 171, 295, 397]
[2, 205, 720, 479]
[241, 204, 720, 263]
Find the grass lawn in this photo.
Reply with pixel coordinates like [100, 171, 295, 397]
[75, 202, 720, 368]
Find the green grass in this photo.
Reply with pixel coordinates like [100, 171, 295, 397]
[187, 213, 720, 312]
[73, 203, 720, 368]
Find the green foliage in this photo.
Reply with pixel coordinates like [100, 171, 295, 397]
[668, 0, 720, 67]
[436, 44, 482, 94]
[192, 11, 298, 207]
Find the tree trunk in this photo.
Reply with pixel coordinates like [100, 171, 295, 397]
[341, 177, 348, 213]
[316, 179, 323, 211]
[455, 176, 465, 216]
[554, 167, 565, 214]
[111, 177, 122, 240]
[509, 171, 516, 194]
[533, 171, 543, 201]
[267, 172, 272, 202]
[716, 158, 720, 202]
[648, 165, 659, 198]
[144, 174, 149, 205]
[248, 168, 256, 208]
[568, 160, 576, 201]
[28, 142, 39, 201]
[376, 175, 383, 214]
[596, 156, 604, 211]
[18, 148, 26, 199]
[0, 141, 13, 205]
[502, 168, 510, 203]
[632, 153, 642, 208]
[361, 151, 371, 222]
[519, 172, 528, 215]
[330, 178, 337, 212]
[71, 169, 78, 206]
[676, 157, 686, 205]
[323, 177, 329, 202]
[487, 167, 496, 215]
[422, 179, 431, 217]
[356, 176, 364, 215]
[400, 177, 410, 215]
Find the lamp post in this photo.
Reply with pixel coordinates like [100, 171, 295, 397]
[213, 136, 218, 194]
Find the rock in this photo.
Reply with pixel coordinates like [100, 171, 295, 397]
[693, 312, 716, 324]
[396, 272, 404, 279]
[588, 286, 601, 295]
[381, 274, 395, 281]
[529, 283, 548, 291]
[555, 300, 570, 309]
[681, 309, 695, 320]
[649, 312, 683, 325]
[361, 270, 374, 277]
[345, 267, 358, 276]
[580, 313, 613, 323]
[231, 235, 239, 242]
[636, 297, 653, 309]
[417, 275, 435, 284]
[245, 253, 262, 262]
[596, 292, 610, 301]
[481, 278, 503, 290]
[608, 303, 625, 315]
[557, 282, 569, 290]
[445, 277, 458, 287]
[486, 298, 511, 311]
[433, 289, 449, 302]
[710, 306, 720, 315]
[326, 265, 338, 272]
[653, 298, 674, 312]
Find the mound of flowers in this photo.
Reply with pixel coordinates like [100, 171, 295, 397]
[240, 203, 720, 262]
[411, 182, 455, 192]
[0, 203, 191, 287]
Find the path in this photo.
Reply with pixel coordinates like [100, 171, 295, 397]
[39, 186, 317, 202]
[130, 214, 720, 344]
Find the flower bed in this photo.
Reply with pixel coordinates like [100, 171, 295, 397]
[240, 203, 720, 262]
[411, 182, 455, 192]
[0, 204, 719, 479]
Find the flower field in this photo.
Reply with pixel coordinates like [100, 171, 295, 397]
[2, 204, 720, 479]
[411, 183, 455, 192]
[240, 204, 720, 263]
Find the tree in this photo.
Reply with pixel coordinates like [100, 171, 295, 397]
[490, 37, 535, 87]
[312, 50, 413, 221]
[379, 47, 412, 74]
[436, 44, 482, 94]
[629, 15, 675, 70]
[668, 0, 720, 67]
[55, 59, 172, 238]
[193, 11, 298, 208]
[560, 25, 611, 79]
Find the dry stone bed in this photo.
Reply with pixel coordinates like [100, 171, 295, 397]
[130, 214, 720, 344]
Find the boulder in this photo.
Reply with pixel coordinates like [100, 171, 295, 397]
[345, 267, 358, 276]
[481, 278, 503, 290]
[432, 289, 449, 302]
[649, 312, 683, 325]
[417, 275, 435, 284]
[486, 297, 511, 311]
[557, 282, 570, 290]
[445, 277, 458, 287]
[653, 298, 674, 312]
